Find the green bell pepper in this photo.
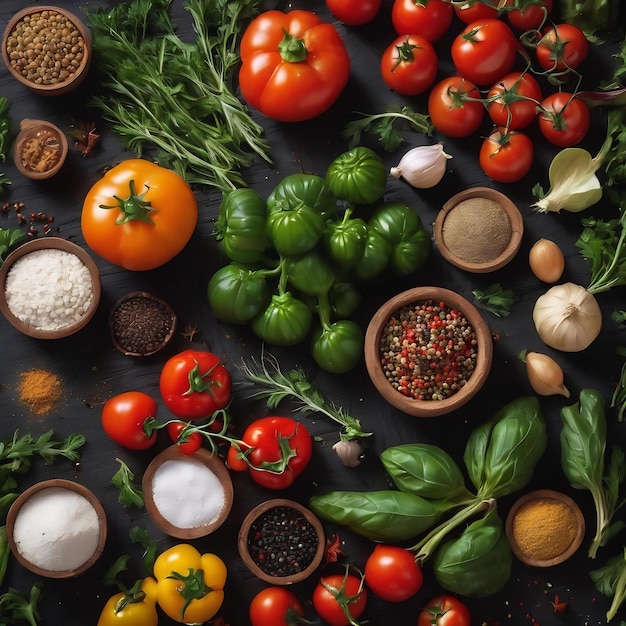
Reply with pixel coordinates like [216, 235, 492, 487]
[251, 292, 313, 346]
[310, 319, 364, 374]
[328, 281, 362, 319]
[285, 249, 336, 297]
[322, 209, 368, 272]
[325, 146, 387, 205]
[214, 188, 268, 264]
[351, 227, 392, 282]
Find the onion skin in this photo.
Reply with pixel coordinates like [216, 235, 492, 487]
[529, 238, 565, 283]
[519, 350, 570, 398]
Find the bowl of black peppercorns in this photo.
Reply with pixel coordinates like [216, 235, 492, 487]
[238, 499, 325, 585]
[109, 291, 177, 357]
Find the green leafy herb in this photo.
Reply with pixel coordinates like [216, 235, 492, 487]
[591, 547, 626, 622]
[612, 347, 626, 422]
[0, 228, 26, 265]
[0, 583, 43, 626]
[0, 526, 9, 588]
[560, 0, 619, 38]
[102, 555, 130, 587]
[342, 107, 433, 151]
[111, 458, 144, 508]
[239, 351, 372, 441]
[613, 311, 626, 324]
[472, 283, 514, 317]
[129, 526, 157, 575]
[84, 0, 271, 191]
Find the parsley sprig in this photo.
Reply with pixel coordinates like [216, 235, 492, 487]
[111, 458, 144, 508]
[472, 283, 514, 317]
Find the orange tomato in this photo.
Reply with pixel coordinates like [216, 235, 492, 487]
[81, 159, 198, 270]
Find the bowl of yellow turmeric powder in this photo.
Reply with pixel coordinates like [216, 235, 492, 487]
[505, 489, 585, 567]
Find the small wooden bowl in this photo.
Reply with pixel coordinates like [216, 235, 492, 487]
[505, 489, 585, 567]
[433, 187, 523, 273]
[109, 291, 177, 357]
[238, 499, 325, 585]
[2, 6, 92, 96]
[142, 446, 234, 540]
[6, 479, 107, 578]
[0, 237, 101, 339]
[14, 119, 68, 180]
[364, 286, 493, 417]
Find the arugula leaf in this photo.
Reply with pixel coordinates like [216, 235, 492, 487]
[612, 347, 626, 422]
[591, 547, 626, 622]
[111, 458, 144, 508]
[472, 283, 514, 317]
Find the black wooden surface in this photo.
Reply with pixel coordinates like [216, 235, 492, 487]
[0, 1, 625, 624]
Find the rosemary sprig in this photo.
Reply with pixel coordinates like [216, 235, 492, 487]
[111, 459, 144, 508]
[238, 352, 372, 441]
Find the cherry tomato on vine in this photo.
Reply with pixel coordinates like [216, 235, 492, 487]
[249, 587, 306, 626]
[503, 0, 553, 30]
[453, 0, 500, 24]
[479, 127, 534, 183]
[537, 92, 590, 147]
[536, 23, 589, 72]
[167, 422, 203, 455]
[313, 571, 367, 626]
[364, 544, 423, 602]
[428, 76, 484, 138]
[451, 18, 519, 86]
[486, 71, 542, 129]
[391, 0, 453, 43]
[417, 594, 471, 626]
[380, 34, 438, 96]
[326, 0, 381, 25]
[102, 391, 158, 450]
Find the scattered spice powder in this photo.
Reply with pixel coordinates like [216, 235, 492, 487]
[18, 127, 63, 173]
[441, 197, 512, 264]
[18, 368, 63, 415]
[511, 496, 578, 561]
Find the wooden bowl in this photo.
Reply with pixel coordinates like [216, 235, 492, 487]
[238, 499, 325, 585]
[505, 489, 585, 567]
[142, 446, 234, 540]
[2, 6, 92, 96]
[364, 286, 493, 417]
[6, 479, 107, 578]
[433, 187, 523, 273]
[109, 291, 177, 357]
[13, 119, 69, 180]
[0, 237, 101, 339]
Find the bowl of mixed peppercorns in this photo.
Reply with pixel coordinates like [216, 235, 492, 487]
[364, 286, 493, 417]
[238, 499, 325, 585]
[2, 6, 92, 96]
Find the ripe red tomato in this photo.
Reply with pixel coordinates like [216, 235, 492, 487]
[479, 127, 534, 182]
[313, 571, 367, 626]
[536, 23, 589, 72]
[101, 391, 158, 450]
[391, 0, 453, 42]
[486, 71, 542, 129]
[380, 34, 438, 96]
[364, 544, 423, 602]
[504, 0, 553, 30]
[451, 18, 519, 86]
[417, 594, 471, 626]
[249, 587, 305, 626]
[453, 0, 500, 25]
[326, 0, 382, 25]
[428, 76, 484, 138]
[537, 92, 590, 146]
[167, 422, 203, 455]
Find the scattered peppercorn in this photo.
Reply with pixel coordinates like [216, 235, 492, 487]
[379, 299, 478, 401]
[247, 506, 319, 578]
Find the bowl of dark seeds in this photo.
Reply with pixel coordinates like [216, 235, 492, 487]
[109, 291, 177, 357]
[238, 498, 325, 585]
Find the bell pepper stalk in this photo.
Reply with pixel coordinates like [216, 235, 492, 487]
[97, 578, 158, 626]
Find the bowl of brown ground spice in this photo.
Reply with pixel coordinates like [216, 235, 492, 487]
[505, 489, 585, 567]
[433, 187, 524, 273]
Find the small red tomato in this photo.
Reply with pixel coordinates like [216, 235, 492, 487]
[453, 0, 500, 25]
[504, 0, 553, 30]
[102, 391, 158, 450]
[428, 76, 484, 138]
[479, 127, 534, 183]
[391, 0, 453, 43]
[486, 71, 542, 129]
[166, 421, 203, 455]
[381, 34, 438, 96]
[364, 544, 423, 602]
[249, 587, 305, 626]
[417, 594, 471, 626]
[326, 0, 382, 25]
[537, 92, 590, 147]
[313, 571, 367, 626]
[536, 23, 589, 73]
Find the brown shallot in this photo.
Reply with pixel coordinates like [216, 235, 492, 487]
[518, 349, 570, 397]
[529, 238, 565, 283]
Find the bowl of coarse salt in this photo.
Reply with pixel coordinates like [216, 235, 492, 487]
[0, 237, 101, 339]
[142, 445, 234, 540]
[6, 478, 107, 578]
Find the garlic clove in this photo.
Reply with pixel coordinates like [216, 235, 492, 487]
[332, 439, 364, 467]
[519, 349, 570, 397]
[529, 238, 565, 283]
[390, 143, 452, 189]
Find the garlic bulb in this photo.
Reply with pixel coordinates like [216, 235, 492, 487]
[533, 282, 602, 352]
[518, 349, 570, 397]
[390, 144, 452, 189]
[332, 439, 364, 467]
[529, 238, 565, 283]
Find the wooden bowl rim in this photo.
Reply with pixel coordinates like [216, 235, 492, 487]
[433, 187, 524, 273]
[505, 488, 585, 567]
[6, 478, 107, 578]
[0, 237, 101, 339]
[142, 446, 234, 540]
[364, 286, 493, 417]
[13, 118, 69, 180]
[238, 498, 325, 585]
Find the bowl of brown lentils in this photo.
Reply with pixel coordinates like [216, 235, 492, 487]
[2, 6, 92, 96]
[364, 286, 493, 417]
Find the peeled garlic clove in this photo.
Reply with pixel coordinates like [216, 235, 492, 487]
[529, 238, 565, 283]
[519, 349, 570, 397]
[332, 439, 364, 467]
[390, 143, 452, 189]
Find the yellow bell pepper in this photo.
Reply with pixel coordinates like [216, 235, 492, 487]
[154, 544, 227, 624]
[97, 577, 158, 626]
